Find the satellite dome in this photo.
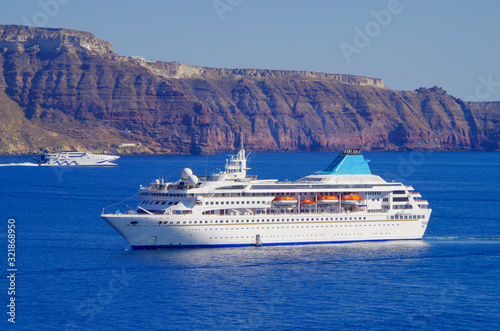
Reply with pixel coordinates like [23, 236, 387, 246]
[187, 175, 198, 186]
[181, 168, 193, 179]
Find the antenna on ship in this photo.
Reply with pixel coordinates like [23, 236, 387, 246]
[239, 131, 244, 150]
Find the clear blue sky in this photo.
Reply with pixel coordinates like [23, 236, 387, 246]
[2, 0, 499, 101]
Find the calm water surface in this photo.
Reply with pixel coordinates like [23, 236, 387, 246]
[0, 151, 499, 330]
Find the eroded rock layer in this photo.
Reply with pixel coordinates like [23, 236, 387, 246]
[0, 25, 498, 154]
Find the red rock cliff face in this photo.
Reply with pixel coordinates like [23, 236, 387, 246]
[0, 25, 498, 154]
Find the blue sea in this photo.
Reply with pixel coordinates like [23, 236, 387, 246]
[1, 151, 499, 330]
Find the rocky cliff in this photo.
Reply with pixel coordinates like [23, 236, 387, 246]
[0, 25, 498, 154]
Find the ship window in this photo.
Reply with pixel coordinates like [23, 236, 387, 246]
[391, 216, 394, 220]
[161, 202, 166, 205]
[174, 202, 179, 205]
[231, 201, 235, 204]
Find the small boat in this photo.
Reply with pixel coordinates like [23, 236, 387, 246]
[341, 194, 363, 204]
[37, 151, 119, 166]
[272, 196, 298, 206]
[301, 199, 317, 205]
[317, 196, 339, 204]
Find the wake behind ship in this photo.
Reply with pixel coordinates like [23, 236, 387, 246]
[101, 148, 431, 249]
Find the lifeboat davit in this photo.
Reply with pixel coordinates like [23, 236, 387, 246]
[301, 199, 317, 205]
[272, 196, 298, 206]
[341, 194, 363, 204]
[317, 196, 339, 204]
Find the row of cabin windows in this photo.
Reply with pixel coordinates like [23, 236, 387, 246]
[207, 192, 365, 198]
[142, 191, 408, 199]
[393, 205, 413, 209]
[206, 200, 267, 206]
[391, 215, 424, 220]
[152, 214, 422, 225]
[141, 198, 402, 206]
[142, 193, 194, 197]
[170, 217, 369, 224]
[141, 200, 179, 206]
[143, 192, 367, 198]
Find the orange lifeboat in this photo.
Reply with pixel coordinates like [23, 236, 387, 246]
[301, 199, 317, 205]
[341, 194, 363, 204]
[317, 196, 339, 204]
[272, 196, 298, 206]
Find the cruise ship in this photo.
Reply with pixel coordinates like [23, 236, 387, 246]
[38, 151, 119, 166]
[101, 148, 431, 249]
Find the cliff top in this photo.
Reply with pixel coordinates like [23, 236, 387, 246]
[0, 24, 114, 55]
[0, 24, 383, 87]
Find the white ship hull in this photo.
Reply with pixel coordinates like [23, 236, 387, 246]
[102, 210, 430, 249]
[39, 151, 119, 166]
[102, 147, 432, 249]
